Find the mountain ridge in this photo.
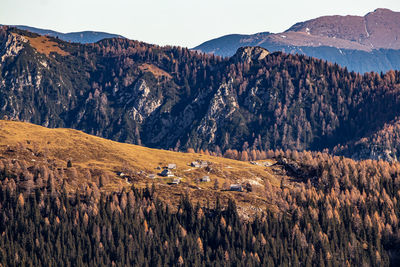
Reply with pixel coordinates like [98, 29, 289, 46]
[2, 26, 400, 162]
[285, 8, 400, 50]
[0, 24, 125, 43]
[194, 8, 400, 73]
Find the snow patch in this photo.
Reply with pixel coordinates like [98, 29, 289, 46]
[364, 22, 370, 37]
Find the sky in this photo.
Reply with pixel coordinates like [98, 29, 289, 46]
[1, 0, 400, 48]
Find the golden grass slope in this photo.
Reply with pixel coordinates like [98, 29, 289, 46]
[0, 120, 282, 214]
[26, 35, 69, 56]
[138, 63, 172, 79]
[11, 33, 69, 57]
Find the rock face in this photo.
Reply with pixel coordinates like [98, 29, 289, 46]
[0, 31, 26, 63]
[4, 26, 400, 161]
[129, 79, 162, 123]
[231, 47, 270, 63]
[196, 79, 239, 144]
[193, 9, 400, 73]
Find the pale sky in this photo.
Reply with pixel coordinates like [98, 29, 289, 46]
[1, 0, 400, 48]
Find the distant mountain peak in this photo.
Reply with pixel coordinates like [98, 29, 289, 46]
[194, 8, 400, 73]
[372, 8, 394, 13]
[0, 25, 125, 44]
[285, 8, 400, 50]
[232, 46, 270, 63]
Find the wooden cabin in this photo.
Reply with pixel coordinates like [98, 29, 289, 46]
[230, 184, 243, 192]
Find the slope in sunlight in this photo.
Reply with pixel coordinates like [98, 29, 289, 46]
[2, 120, 400, 265]
[0, 120, 286, 215]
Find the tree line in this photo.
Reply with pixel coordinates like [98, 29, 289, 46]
[1, 149, 400, 265]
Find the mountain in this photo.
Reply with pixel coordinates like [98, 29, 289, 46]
[1, 25, 125, 43]
[286, 8, 400, 50]
[2, 26, 400, 161]
[2, 26, 400, 265]
[194, 32, 271, 57]
[194, 8, 400, 73]
[1, 120, 400, 265]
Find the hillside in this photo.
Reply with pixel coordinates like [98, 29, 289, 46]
[2, 120, 400, 265]
[194, 8, 400, 73]
[2, 26, 400, 162]
[0, 120, 282, 215]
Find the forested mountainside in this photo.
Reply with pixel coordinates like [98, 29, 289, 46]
[0, 185, 395, 266]
[2, 26, 400, 161]
[194, 8, 400, 74]
[1, 121, 400, 265]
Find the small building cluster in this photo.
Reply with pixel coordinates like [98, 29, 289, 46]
[161, 169, 174, 177]
[159, 163, 177, 177]
[250, 161, 274, 167]
[191, 161, 208, 168]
